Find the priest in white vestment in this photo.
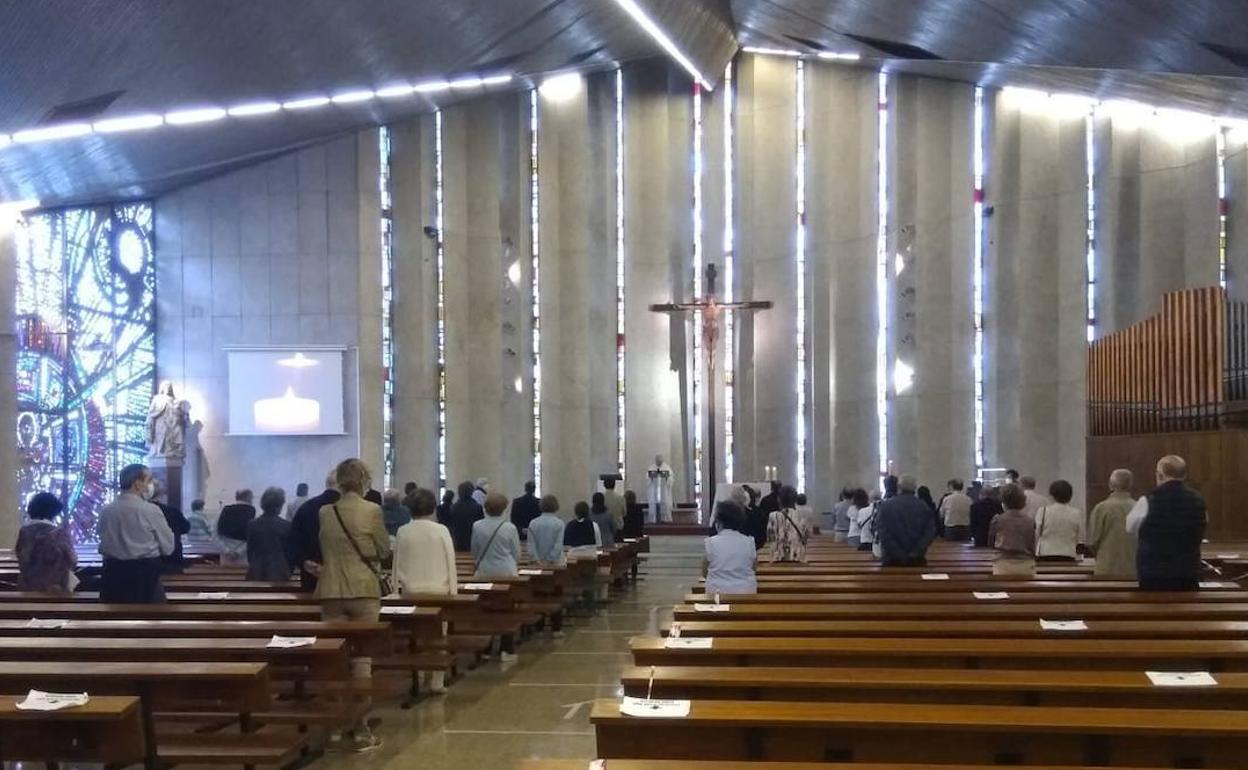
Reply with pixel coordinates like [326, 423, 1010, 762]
[647, 454, 674, 523]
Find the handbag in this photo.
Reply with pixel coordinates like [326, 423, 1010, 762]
[332, 505, 393, 596]
[780, 510, 809, 547]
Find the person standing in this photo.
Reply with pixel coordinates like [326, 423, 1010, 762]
[1033, 480, 1085, 562]
[511, 481, 542, 539]
[16, 492, 76, 594]
[1087, 469, 1137, 578]
[1020, 476, 1050, 519]
[828, 488, 852, 542]
[939, 479, 972, 542]
[380, 489, 410, 538]
[563, 501, 601, 550]
[989, 484, 1036, 576]
[527, 495, 567, 568]
[97, 464, 175, 603]
[150, 480, 190, 573]
[289, 470, 340, 592]
[472, 493, 521, 579]
[589, 492, 618, 548]
[846, 488, 869, 548]
[855, 490, 881, 553]
[316, 458, 390, 752]
[969, 485, 1003, 548]
[766, 486, 812, 563]
[874, 475, 937, 567]
[246, 487, 293, 582]
[286, 482, 310, 521]
[602, 478, 626, 530]
[393, 487, 456, 693]
[1127, 455, 1206, 591]
[217, 489, 256, 566]
[447, 481, 484, 552]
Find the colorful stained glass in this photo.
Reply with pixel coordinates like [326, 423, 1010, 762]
[14, 202, 155, 542]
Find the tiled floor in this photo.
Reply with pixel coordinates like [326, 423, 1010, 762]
[326, 536, 702, 770]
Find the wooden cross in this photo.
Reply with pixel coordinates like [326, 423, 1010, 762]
[650, 263, 773, 517]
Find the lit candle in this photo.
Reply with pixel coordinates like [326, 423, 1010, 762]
[254, 387, 321, 432]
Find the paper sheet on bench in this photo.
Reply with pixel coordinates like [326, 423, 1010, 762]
[620, 697, 691, 718]
[1146, 671, 1217, 687]
[920, 573, 950, 580]
[1039, 619, 1087, 631]
[1200, 581, 1234, 588]
[196, 592, 230, 599]
[972, 591, 1010, 600]
[693, 603, 730, 612]
[519, 569, 545, 576]
[268, 635, 317, 648]
[25, 618, 67, 629]
[1215, 553, 1241, 559]
[16, 690, 89, 711]
[380, 605, 417, 615]
[462, 583, 495, 591]
[664, 636, 712, 649]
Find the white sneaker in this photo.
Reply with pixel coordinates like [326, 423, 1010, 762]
[499, 651, 518, 662]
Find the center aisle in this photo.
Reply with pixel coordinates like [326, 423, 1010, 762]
[338, 536, 703, 770]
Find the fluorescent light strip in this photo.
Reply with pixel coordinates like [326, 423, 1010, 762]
[282, 96, 331, 110]
[0, 135, 10, 149]
[530, 90, 543, 493]
[227, 102, 281, 117]
[1218, 126, 1228, 290]
[480, 74, 513, 86]
[164, 107, 226, 125]
[375, 84, 416, 99]
[379, 125, 396, 488]
[13, 123, 92, 143]
[692, 82, 705, 512]
[435, 109, 448, 493]
[741, 46, 859, 61]
[795, 60, 808, 493]
[972, 87, 986, 472]
[449, 76, 482, 89]
[876, 72, 890, 483]
[415, 81, 452, 94]
[1086, 109, 1097, 344]
[615, 68, 627, 475]
[93, 114, 163, 133]
[610, 0, 711, 90]
[723, 60, 735, 484]
[742, 46, 801, 57]
[331, 90, 375, 104]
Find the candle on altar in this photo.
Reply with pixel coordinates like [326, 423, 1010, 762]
[254, 387, 321, 432]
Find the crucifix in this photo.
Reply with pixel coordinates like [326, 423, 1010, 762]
[650, 263, 773, 519]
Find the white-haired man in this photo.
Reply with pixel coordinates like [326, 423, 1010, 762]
[1126, 455, 1207, 591]
[1087, 468, 1137, 577]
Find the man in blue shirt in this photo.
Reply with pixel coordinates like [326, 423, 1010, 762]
[97, 463, 175, 603]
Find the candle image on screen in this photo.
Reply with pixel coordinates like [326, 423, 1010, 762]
[254, 387, 321, 432]
[277, 352, 320, 369]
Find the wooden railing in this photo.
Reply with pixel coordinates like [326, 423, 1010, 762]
[1088, 287, 1248, 435]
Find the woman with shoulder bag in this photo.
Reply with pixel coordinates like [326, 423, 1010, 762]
[316, 457, 391, 753]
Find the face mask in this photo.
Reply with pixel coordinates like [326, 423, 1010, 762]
[145, 481, 157, 499]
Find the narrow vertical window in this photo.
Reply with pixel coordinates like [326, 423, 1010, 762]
[692, 82, 705, 509]
[972, 87, 986, 472]
[795, 60, 808, 492]
[434, 110, 447, 492]
[722, 60, 736, 484]
[529, 90, 543, 492]
[875, 72, 890, 482]
[1218, 126, 1228, 290]
[378, 126, 396, 488]
[1085, 110, 1097, 343]
[616, 69, 627, 475]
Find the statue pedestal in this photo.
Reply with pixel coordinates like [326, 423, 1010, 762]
[148, 457, 184, 511]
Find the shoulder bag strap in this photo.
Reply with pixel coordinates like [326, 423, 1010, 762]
[333, 504, 381, 579]
[475, 521, 506, 572]
[781, 510, 808, 546]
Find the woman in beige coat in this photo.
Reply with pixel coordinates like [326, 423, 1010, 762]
[316, 457, 390, 752]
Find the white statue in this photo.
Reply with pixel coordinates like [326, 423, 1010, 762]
[145, 380, 191, 459]
[647, 454, 674, 523]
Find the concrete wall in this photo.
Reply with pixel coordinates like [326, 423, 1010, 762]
[154, 131, 382, 508]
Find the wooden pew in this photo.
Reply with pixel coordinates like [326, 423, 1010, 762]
[631, 635, 1248, 671]
[670, 601, 1248, 622]
[0, 694, 147, 766]
[692, 578, 1206, 592]
[666, 618, 1248, 640]
[591, 698, 1248, 766]
[619, 665, 1248, 709]
[522, 761, 1174, 770]
[681, 590, 1248, 604]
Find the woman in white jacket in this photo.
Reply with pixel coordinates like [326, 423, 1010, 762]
[845, 488, 868, 547]
[393, 487, 456, 693]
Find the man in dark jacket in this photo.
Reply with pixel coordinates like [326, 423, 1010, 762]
[288, 471, 340, 592]
[511, 481, 541, 540]
[151, 480, 190, 572]
[217, 490, 256, 543]
[757, 481, 781, 518]
[875, 474, 937, 566]
[446, 480, 484, 552]
[1127, 454, 1206, 591]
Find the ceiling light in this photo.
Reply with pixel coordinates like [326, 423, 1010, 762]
[0, 135, 11, 149]
[610, 0, 711, 89]
[331, 90, 374, 104]
[507, 259, 522, 284]
[227, 101, 281, 117]
[818, 51, 861, 61]
[480, 74, 513, 86]
[165, 107, 227, 125]
[539, 72, 583, 102]
[375, 83, 416, 99]
[282, 96, 331, 110]
[414, 80, 451, 93]
[13, 123, 93, 143]
[893, 360, 915, 394]
[449, 76, 483, 89]
[742, 46, 801, 57]
[93, 114, 164, 133]
[1, 198, 40, 212]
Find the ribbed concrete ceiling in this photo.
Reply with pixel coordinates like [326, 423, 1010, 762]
[6, 0, 1248, 208]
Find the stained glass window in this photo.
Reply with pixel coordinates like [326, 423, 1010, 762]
[14, 202, 156, 542]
